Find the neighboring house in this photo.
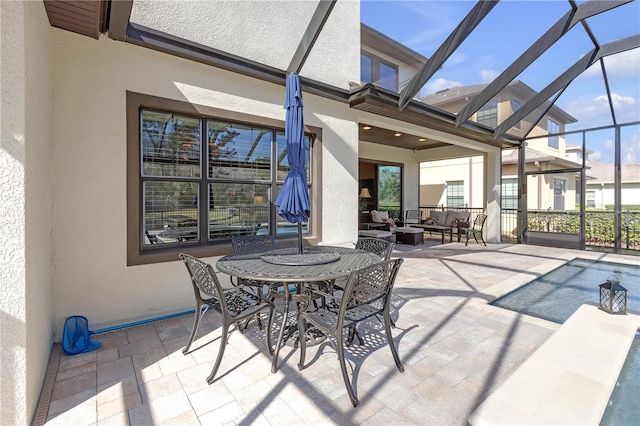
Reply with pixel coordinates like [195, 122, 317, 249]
[501, 148, 582, 210]
[585, 161, 640, 209]
[419, 81, 579, 210]
[360, 23, 427, 92]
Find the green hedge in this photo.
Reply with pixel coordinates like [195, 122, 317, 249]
[527, 210, 640, 249]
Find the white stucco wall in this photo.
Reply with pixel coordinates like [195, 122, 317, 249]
[419, 156, 485, 207]
[129, 0, 360, 89]
[1, 1, 53, 425]
[50, 2, 361, 336]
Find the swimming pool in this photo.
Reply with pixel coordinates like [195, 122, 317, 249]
[491, 258, 639, 324]
[491, 258, 639, 425]
[600, 333, 640, 425]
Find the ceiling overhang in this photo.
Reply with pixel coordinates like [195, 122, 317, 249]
[351, 84, 521, 151]
[43, 0, 107, 39]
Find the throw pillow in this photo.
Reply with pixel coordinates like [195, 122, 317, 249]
[451, 217, 465, 227]
[371, 210, 381, 222]
[425, 217, 438, 225]
[429, 211, 447, 226]
[378, 211, 389, 222]
[445, 212, 469, 227]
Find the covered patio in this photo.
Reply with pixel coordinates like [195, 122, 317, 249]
[36, 242, 638, 425]
[3, 1, 639, 425]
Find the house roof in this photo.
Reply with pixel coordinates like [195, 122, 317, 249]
[421, 80, 578, 125]
[361, 23, 427, 68]
[586, 161, 640, 183]
[502, 147, 582, 169]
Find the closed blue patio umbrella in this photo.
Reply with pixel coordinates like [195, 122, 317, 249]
[275, 73, 310, 254]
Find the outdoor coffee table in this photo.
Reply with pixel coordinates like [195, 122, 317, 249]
[216, 245, 381, 373]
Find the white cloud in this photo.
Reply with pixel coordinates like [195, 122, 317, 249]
[622, 132, 640, 164]
[480, 69, 498, 83]
[567, 92, 638, 128]
[589, 150, 602, 161]
[402, 2, 461, 52]
[580, 49, 640, 78]
[445, 51, 468, 67]
[422, 78, 463, 96]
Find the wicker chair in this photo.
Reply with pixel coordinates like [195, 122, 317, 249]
[179, 253, 274, 384]
[297, 258, 405, 407]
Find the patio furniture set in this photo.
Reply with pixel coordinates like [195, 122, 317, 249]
[179, 235, 404, 407]
[359, 209, 487, 246]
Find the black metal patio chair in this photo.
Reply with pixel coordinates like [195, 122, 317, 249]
[328, 237, 395, 344]
[297, 258, 405, 407]
[461, 213, 487, 246]
[179, 253, 274, 384]
[231, 234, 296, 302]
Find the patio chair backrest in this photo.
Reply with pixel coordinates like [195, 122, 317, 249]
[340, 258, 404, 315]
[179, 254, 228, 315]
[232, 234, 276, 255]
[355, 237, 394, 260]
[472, 214, 487, 231]
[405, 210, 421, 225]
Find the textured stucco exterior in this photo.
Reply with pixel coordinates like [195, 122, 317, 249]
[50, 0, 361, 336]
[1, 1, 510, 423]
[419, 156, 485, 207]
[1, 1, 54, 425]
[129, 0, 359, 90]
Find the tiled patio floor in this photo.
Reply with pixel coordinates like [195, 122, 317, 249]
[37, 241, 638, 425]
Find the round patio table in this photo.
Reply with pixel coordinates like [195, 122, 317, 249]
[216, 245, 381, 373]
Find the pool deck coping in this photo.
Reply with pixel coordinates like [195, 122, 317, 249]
[467, 252, 640, 426]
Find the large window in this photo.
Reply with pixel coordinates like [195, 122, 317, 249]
[127, 92, 321, 265]
[446, 181, 464, 208]
[501, 178, 518, 209]
[477, 100, 498, 128]
[361, 51, 398, 92]
[548, 119, 560, 150]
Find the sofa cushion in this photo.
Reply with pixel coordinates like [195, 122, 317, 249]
[359, 230, 392, 238]
[395, 227, 423, 234]
[444, 211, 470, 227]
[429, 210, 448, 226]
[371, 210, 389, 223]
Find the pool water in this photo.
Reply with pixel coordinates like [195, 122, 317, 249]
[491, 258, 639, 324]
[600, 334, 640, 425]
[491, 258, 640, 425]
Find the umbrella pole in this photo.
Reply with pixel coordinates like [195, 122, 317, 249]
[297, 222, 303, 254]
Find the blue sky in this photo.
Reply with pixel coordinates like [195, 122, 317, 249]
[361, 0, 640, 163]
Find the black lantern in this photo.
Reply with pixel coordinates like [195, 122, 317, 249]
[599, 275, 627, 314]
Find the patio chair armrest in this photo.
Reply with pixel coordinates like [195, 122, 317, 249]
[298, 287, 341, 311]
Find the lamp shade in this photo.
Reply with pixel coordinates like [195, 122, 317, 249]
[359, 188, 372, 198]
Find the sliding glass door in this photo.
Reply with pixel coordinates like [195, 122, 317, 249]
[378, 165, 402, 220]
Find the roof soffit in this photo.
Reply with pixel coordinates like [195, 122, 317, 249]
[44, 0, 107, 39]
